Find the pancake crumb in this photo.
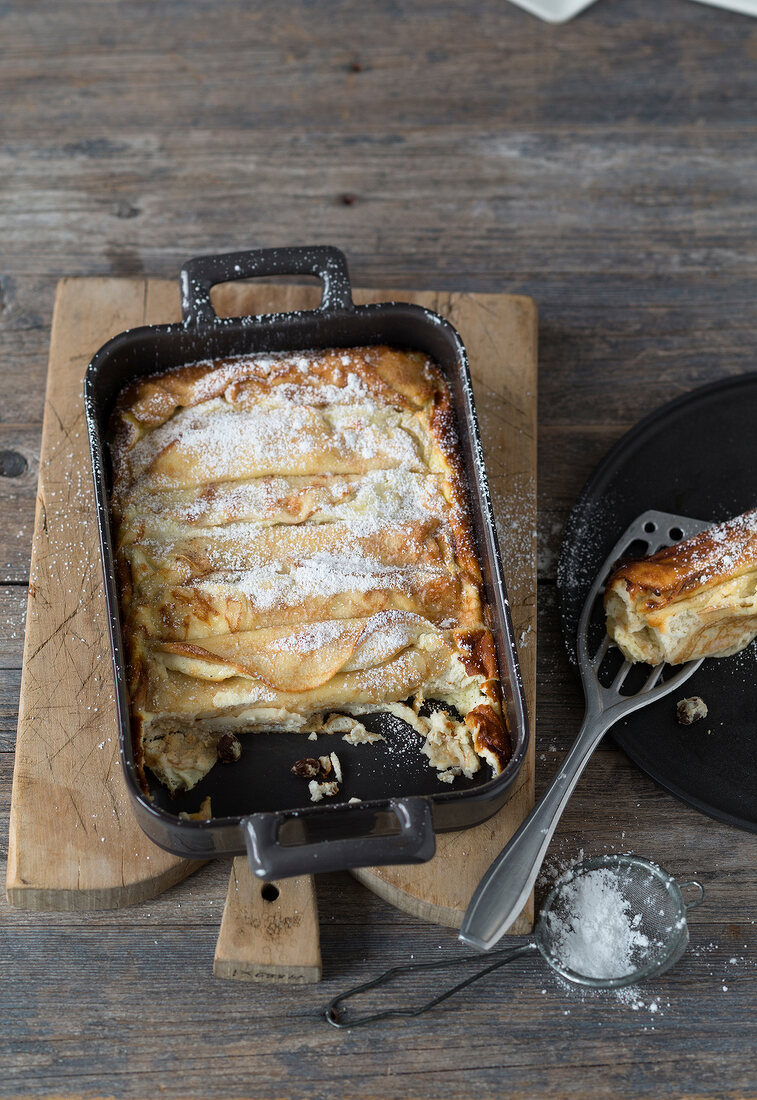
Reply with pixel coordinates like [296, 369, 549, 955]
[308, 780, 339, 802]
[676, 696, 708, 726]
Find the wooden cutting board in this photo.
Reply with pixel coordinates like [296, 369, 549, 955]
[6, 276, 536, 979]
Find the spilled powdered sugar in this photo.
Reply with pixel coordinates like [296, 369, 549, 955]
[535, 852, 715, 1023]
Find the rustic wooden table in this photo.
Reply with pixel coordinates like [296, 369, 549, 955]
[2, 1, 757, 1096]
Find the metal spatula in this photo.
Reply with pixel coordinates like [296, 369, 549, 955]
[460, 509, 712, 952]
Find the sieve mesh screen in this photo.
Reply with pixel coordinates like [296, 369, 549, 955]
[536, 855, 696, 989]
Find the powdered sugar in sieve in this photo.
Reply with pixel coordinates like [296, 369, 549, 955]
[536, 855, 704, 988]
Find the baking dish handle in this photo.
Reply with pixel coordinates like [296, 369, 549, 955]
[180, 245, 355, 328]
[243, 797, 436, 880]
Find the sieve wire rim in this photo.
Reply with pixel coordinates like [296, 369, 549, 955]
[535, 853, 690, 990]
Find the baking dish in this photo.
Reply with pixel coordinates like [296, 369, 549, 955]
[84, 246, 529, 879]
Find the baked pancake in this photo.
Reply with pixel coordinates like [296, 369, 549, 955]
[604, 509, 757, 665]
[109, 345, 511, 794]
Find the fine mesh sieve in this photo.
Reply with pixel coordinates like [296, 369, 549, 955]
[325, 855, 704, 1028]
[536, 854, 704, 988]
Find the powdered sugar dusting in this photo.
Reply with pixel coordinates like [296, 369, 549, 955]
[112, 345, 501, 795]
[348, 610, 425, 666]
[194, 551, 449, 610]
[652, 509, 757, 587]
[270, 620, 348, 654]
[130, 399, 424, 486]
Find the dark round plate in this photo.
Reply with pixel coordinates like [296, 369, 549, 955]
[558, 373, 757, 832]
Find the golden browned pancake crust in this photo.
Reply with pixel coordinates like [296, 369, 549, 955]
[605, 509, 757, 664]
[110, 345, 510, 793]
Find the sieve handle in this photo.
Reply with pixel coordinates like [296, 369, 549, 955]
[680, 880, 705, 910]
[325, 943, 537, 1028]
[460, 709, 613, 952]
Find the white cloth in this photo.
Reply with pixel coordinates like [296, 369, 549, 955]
[508, 0, 757, 23]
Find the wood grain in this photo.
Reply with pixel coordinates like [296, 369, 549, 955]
[214, 861, 322, 984]
[5, 280, 202, 910]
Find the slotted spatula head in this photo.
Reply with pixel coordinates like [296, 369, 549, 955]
[578, 509, 712, 721]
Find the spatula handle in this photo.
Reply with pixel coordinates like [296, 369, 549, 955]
[459, 711, 610, 951]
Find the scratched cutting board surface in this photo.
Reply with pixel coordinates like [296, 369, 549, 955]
[6, 277, 536, 939]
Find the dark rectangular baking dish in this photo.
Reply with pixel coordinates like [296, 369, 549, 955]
[84, 246, 529, 880]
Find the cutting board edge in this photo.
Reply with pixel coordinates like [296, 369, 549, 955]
[350, 866, 533, 933]
[213, 960, 323, 984]
[6, 859, 204, 912]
